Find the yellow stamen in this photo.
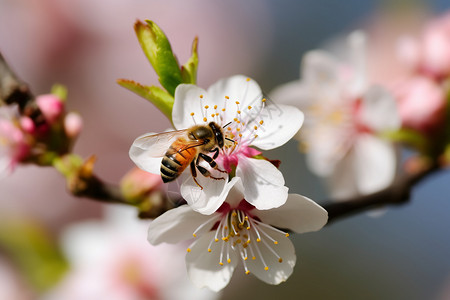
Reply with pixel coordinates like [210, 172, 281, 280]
[204, 105, 209, 109]
[278, 258, 283, 263]
[264, 266, 269, 271]
[225, 96, 229, 99]
[245, 270, 250, 275]
[208, 248, 212, 252]
[187, 248, 191, 253]
[203, 117, 207, 122]
[248, 106, 252, 110]
[200, 95, 203, 99]
[214, 105, 217, 109]
[246, 78, 250, 81]
[190, 112, 195, 116]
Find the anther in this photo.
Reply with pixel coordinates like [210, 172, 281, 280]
[285, 233, 290, 237]
[200, 95, 203, 99]
[219, 262, 224, 266]
[262, 98, 266, 102]
[274, 241, 278, 245]
[264, 266, 269, 271]
[248, 106, 252, 110]
[190, 112, 195, 116]
[252, 256, 256, 260]
[259, 120, 264, 125]
[222, 108, 226, 112]
[256, 238, 261, 243]
[278, 258, 283, 263]
[204, 105, 209, 109]
[214, 105, 217, 109]
[187, 248, 191, 252]
[237, 110, 241, 114]
[245, 270, 250, 275]
[193, 233, 196, 237]
[208, 248, 212, 252]
[225, 96, 229, 99]
[254, 126, 258, 130]
[235, 101, 240, 105]
[227, 258, 231, 264]
[203, 117, 207, 122]
[215, 238, 219, 242]
[211, 114, 215, 118]
[246, 78, 250, 82]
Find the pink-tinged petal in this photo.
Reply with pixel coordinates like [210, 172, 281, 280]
[236, 157, 288, 210]
[245, 230, 296, 285]
[147, 205, 213, 245]
[207, 75, 263, 123]
[172, 84, 208, 130]
[354, 134, 397, 195]
[180, 172, 234, 215]
[253, 194, 328, 233]
[250, 104, 304, 150]
[360, 86, 400, 132]
[186, 231, 238, 292]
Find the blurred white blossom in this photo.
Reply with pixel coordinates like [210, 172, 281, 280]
[271, 31, 401, 199]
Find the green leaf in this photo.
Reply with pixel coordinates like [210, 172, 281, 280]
[181, 37, 199, 84]
[50, 84, 68, 101]
[381, 128, 427, 152]
[134, 20, 183, 96]
[117, 79, 174, 120]
[0, 219, 69, 292]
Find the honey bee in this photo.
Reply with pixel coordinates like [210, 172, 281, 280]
[132, 122, 232, 189]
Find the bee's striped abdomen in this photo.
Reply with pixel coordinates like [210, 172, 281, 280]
[161, 139, 197, 183]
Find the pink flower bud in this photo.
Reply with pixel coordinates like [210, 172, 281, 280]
[395, 76, 446, 134]
[36, 94, 64, 124]
[64, 112, 83, 138]
[120, 167, 164, 201]
[19, 117, 35, 134]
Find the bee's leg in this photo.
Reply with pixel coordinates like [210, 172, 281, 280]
[196, 154, 226, 180]
[190, 160, 203, 190]
[201, 152, 227, 173]
[210, 148, 220, 159]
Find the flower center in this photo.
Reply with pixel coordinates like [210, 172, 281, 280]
[187, 208, 290, 276]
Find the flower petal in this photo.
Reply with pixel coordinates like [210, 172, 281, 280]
[354, 134, 397, 195]
[250, 104, 304, 150]
[360, 86, 400, 132]
[186, 231, 238, 292]
[129, 132, 170, 174]
[172, 84, 208, 129]
[326, 151, 360, 199]
[236, 157, 288, 210]
[253, 194, 328, 233]
[270, 81, 312, 109]
[147, 205, 213, 245]
[245, 230, 296, 285]
[180, 173, 235, 215]
[207, 75, 263, 123]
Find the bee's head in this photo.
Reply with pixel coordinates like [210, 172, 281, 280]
[208, 122, 224, 148]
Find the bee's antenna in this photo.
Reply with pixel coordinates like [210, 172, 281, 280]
[222, 121, 232, 128]
[225, 137, 236, 144]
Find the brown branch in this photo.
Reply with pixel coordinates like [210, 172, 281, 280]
[323, 162, 439, 223]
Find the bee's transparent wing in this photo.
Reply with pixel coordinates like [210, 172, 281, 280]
[129, 129, 188, 174]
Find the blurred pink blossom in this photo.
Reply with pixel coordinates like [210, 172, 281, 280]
[394, 76, 446, 134]
[398, 12, 450, 79]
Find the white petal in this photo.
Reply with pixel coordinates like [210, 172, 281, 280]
[250, 104, 304, 150]
[186, 231, 238, 292]
[325, 151, 360, 199]
[236, 158, 288, 210]
[360, 86, 401, 131]
[172, 84, 208, 129]
[147, 205, 212, 245]
[207, 75, 263, 123]
[270, 81, 312, 108]
[245, 230, 296, 285]
[253, 194, 328, 233]
[129, 132, 167, 174]
[305, 124, 350, 177]
[354, 134, 397, 195]
[180, 172, 233, 215]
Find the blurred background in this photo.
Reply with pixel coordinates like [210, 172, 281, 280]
[1, 0, 450, 299]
